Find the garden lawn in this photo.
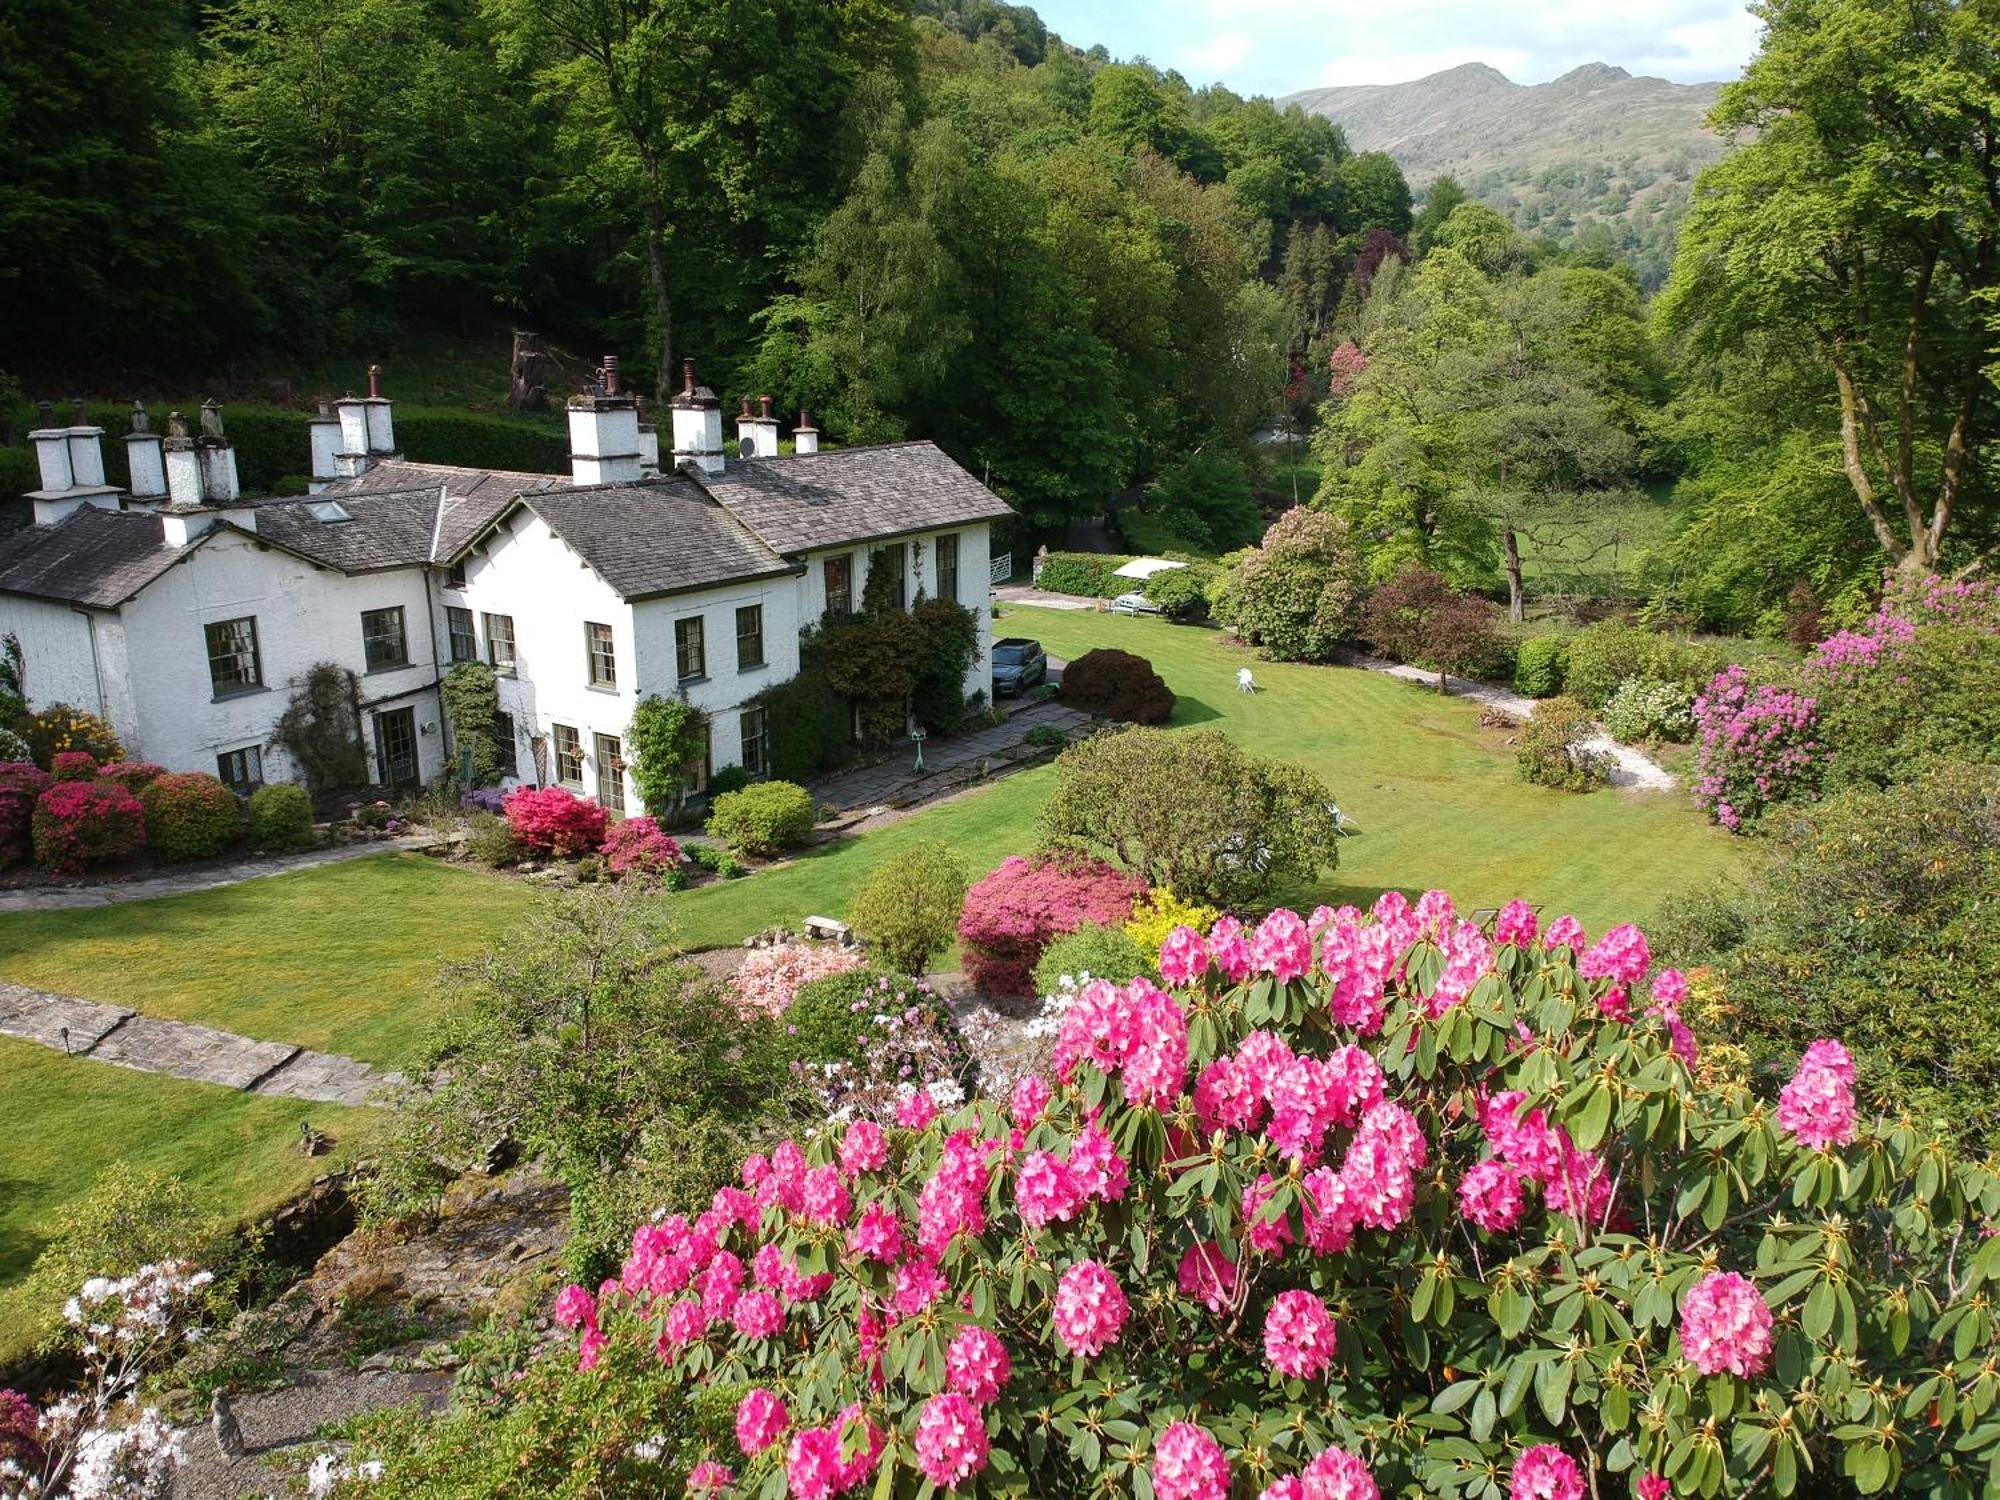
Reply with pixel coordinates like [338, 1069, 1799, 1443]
[0, 1035, 381, 1364]
[679, 608, 1745, 939]
[0, 854, 532, 1068]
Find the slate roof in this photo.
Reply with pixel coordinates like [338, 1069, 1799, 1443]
[0, 507, 191, 608]
[514, 478, 796, 601]
[691, 441, 1014, 554]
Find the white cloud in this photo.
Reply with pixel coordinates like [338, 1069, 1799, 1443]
[1180, 32, 1254, 74]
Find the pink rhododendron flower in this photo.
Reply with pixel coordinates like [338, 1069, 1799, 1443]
[1207, 915, 1254, 983]
[578, 1325, 607, 1370]
[732, 1289, 785, 1340]
[1425, 919, 1495, 1016]
[1015, 1150, 1085, 1229]
[1494, 899, 1539, 947]
[785, 1426, 844, 1500]
[1302, 1167, 1358, 1254]
[1340, 1128, 1415, 1231]
[1178, 1241, 1239, 1311]
[1252, 908, 1313, 982]
[1511, 1445, 1586, 1500]
[1159, 924, 1210, 986]
[945, 1325, 1012, 1403]
[553, 1283, 596, 1330]
[1459, 1159, 1527, 1233]
[697, 1251, 744, 1321]
[1542, 915, 1585, 953]
[663, 1297, 709, 1349]
[840, 1119, 887, 1176]
[1010, 1073, 1052, 1129]
[1241, 1174, 1295, 1255]
[1263, 1289, 1338, 1379]
[894, 1256, 948, 1316]
[1680, 1270, 1774, 1377]
[1482, 1091, 1565, 1184]
[1579, 923, 1651, 987]
[1068, 1119, 1130, 1202]
[1636, 1477, 1670, 1500]
[897, 1089, 941, 1130]
[846, 1202, 906, 1264]
[833, 1405, 884, 1490]
[1651, 969, 1688, 1007]
[1053, 977, 1190, 1107]
[688, 1459, 733, 1495]
[1301, 1446, 1379, 1500]
[1777, 1039, 1857, 1150]
[1598, 984, 1633, 1023]
[736, 1388, 789, 1455]
[1195, 1055, 1262, 1134]
[1054, 1259, 1128, 1356]
[1414, 888, 1457, 938]
[1152, 1421, 1229, 1500]
[798, 1165, 851, 1227]
[1318, 918, 1394, 1034]
[914, 1393, 989, 1490]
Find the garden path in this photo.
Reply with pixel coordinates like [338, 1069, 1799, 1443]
[0, 835, 441, 914]
[0, 982, 401, 1107]
[810, 697, 1090, 813]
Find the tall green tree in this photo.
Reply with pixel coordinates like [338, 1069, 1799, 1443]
[1659, 0, 2000, 574]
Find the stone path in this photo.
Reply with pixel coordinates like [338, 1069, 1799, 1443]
[811, 696, 1090, 813]
[0, 982, 402, 1107]
[993, 583, 1101, 612]
[0, 835, 440, 914]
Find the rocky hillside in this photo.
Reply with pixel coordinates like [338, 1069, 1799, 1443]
[1284, 62, 1730, 287]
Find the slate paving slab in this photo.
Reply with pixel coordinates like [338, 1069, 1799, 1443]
[88, 1015, 301, 1091]
[0, 982, 133, 1051]
[254, 1049, 404, 1108]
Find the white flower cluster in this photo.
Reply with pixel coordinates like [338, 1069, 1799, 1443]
[305, 1452, 385, 1497]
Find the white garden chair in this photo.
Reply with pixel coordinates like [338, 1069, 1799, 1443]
[1237, 667, 1258, 694]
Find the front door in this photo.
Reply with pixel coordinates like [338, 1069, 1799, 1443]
[374, 707, 419, 790]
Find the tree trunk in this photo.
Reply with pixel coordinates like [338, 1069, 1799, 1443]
[1503, 526, 1525, 623]
[642, 193, 674, 404]
[507, 331, 550, 412]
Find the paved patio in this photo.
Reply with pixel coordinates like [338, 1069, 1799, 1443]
[812, 695, 1089, 813]
[0, 981, 402, 1107]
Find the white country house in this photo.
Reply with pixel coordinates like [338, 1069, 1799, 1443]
[0, 359, 1012, 810]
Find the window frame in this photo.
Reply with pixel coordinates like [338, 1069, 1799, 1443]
[445, 561, 467, 590]
[675, 614, 707, 683]
[483, 612, 516, 673]
[594, 732, 626, 815]
[552, 723, 584, 786]
[360, 606, 410, 672]
[215, 745, 263, 794]
[446, 605, 478, 664]
[874, 543, 908, 611]
[823, 554, 853, 618]
[740, 706, 767, 780]
[493, 710, 518, 778]
[735, 604, 765, 672]
[204, 616, 263, 698]
[586, 620, 617, 689]
[936, 532, 960, 604]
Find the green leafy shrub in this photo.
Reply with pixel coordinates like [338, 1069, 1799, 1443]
[19, 703, 123, 769]
[848, 840, 969, 975]
[96, 761, 165, 793]
[1601, 675, 1696, 744]
[778, 967, 896, 1065]
[1563, 620, 1737, 709]
[1513, 636, 1569, 697]
[626, 696, 707, 821]
[1034, 552, 1130, 597]
[909, 596, 981, 735]
[464, 810, 523, 867]
[1658, 760, 2000, 1150]
[1058, 648, 1176, 724]
[686, 842, 747, 879]
[441, 662, 502, 781]
[1137, 450, 1264, 552]
[1229, 507, 1368, 661]
[32, 780, 147, 872]
[705, 780, 814, 856]
[1142, 564, 1213, 621]
[0, 727, 30, 763]
[1023, 723, 1070, 750]
[749, 642, 852, 782]
[247, 783, 315, 851]
[139, 771, 242, 860]
[1515, 695, 1610, 791]
[1037, 726, 1341, 907]
[707, 764, 752, 798]
[1811, 619, 2000, 792]
[1031, 919, 1149, 994]
[269, 664, 368, 790]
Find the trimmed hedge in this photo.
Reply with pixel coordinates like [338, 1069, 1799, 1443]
[1033, 552, 1132, 598]
[248, 784, 316, 852]
[706, 780, 815, 856]
[1031, 920, 1149, 995]
[140, 772, 243, 860]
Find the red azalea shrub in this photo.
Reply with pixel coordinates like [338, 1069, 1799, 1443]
[96, 761, 167, 793]
[138, 772, 242, 861]
[956, 852, 1149, 997]
[50, 751, 100, 782]
[31, 780, 147, 874]
[604, 815, 682, 878]
[504, 784, 608, 857]
[0, 762, 53, 868]
[531, 891, 2000, 1500]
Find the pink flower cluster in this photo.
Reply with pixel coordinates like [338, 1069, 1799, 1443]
[1260, 1446, 1381, 1500]
[1777, 1039, 1857, 1151]
[944, 1325, 1011, 1403]
[1494, 899, 1539, 947]
[1052, 976, 1190, 1107]
[1152, 1422, 1230, 1500]
[917, 1129, 994, 1256]
[1511, 1445, 1586, 1500]
[731, 941, 867, 1018]
[1053, 1259, 1128, 1357]
[1809, 572, 2000, 689]
[784, 1406, 883, 1499]
[1466, 1090, 1615, 1231]
[1263, 1289, 1338, 1379]
[914, 1393, 989, 1490]
[1692, 664, 1824, 831]
[1679, 1270, 1774, 1378]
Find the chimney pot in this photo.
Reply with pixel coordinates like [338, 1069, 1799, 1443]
[759, 393, 773, 419]
[37, 400, 53, 427]
[130, 401, 150, 435]
[367, 364, 383, 399]
[682, 358, 697, 395]
[167, 411, 189, 440]
[70, 397, 87, 425]
[739, 396, 754, 418]
[603, 355, 621, 397]
[200, 399, 227, 441]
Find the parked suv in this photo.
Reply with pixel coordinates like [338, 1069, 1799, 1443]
[992, 637, 1048, 697]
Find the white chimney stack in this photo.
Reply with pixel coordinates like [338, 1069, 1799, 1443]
[636, 398, 661, 478]
[26, 398, 123, 524]
[567, 356, 644, 486]
[669, 359, 724, 476]
[124, 402, 167, 505]
[736, 394, 780, 459]
[332, 364, 395, 480]
[308, 402, 341, 492]
[162, 403, 248, 523]
[793, 410, 820, 456]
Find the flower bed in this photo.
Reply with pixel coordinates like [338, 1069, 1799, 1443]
[547, 890, 1999, 1500]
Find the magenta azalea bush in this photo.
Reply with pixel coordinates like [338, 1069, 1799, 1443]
[502, 784, 608, 857]
[1690, 665, 1824, 831]
[1808, 572, 2000, 687]
[957, 853, 1150, 998]
[549, 892, 2000, 1500]
[605, 815, 683, 878]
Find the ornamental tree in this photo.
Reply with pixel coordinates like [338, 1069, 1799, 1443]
[545, 891, 2000, 1500]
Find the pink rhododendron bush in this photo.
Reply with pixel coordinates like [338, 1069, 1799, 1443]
[554, 893, 2000, 1500]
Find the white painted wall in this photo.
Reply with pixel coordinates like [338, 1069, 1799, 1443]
[629, 571, 805, 778]
[2, 597, 113, 727]
[117, 530, 444, 785]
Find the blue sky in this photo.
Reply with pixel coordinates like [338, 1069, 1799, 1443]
[1025, 1, 1761, 97]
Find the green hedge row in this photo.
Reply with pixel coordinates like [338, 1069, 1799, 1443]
[1033, 551, 1134, 597]
[3, 400, 566, 501]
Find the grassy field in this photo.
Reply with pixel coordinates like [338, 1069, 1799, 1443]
[0, 856, 532, 1069]
[0, 1037, 382, 1362]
